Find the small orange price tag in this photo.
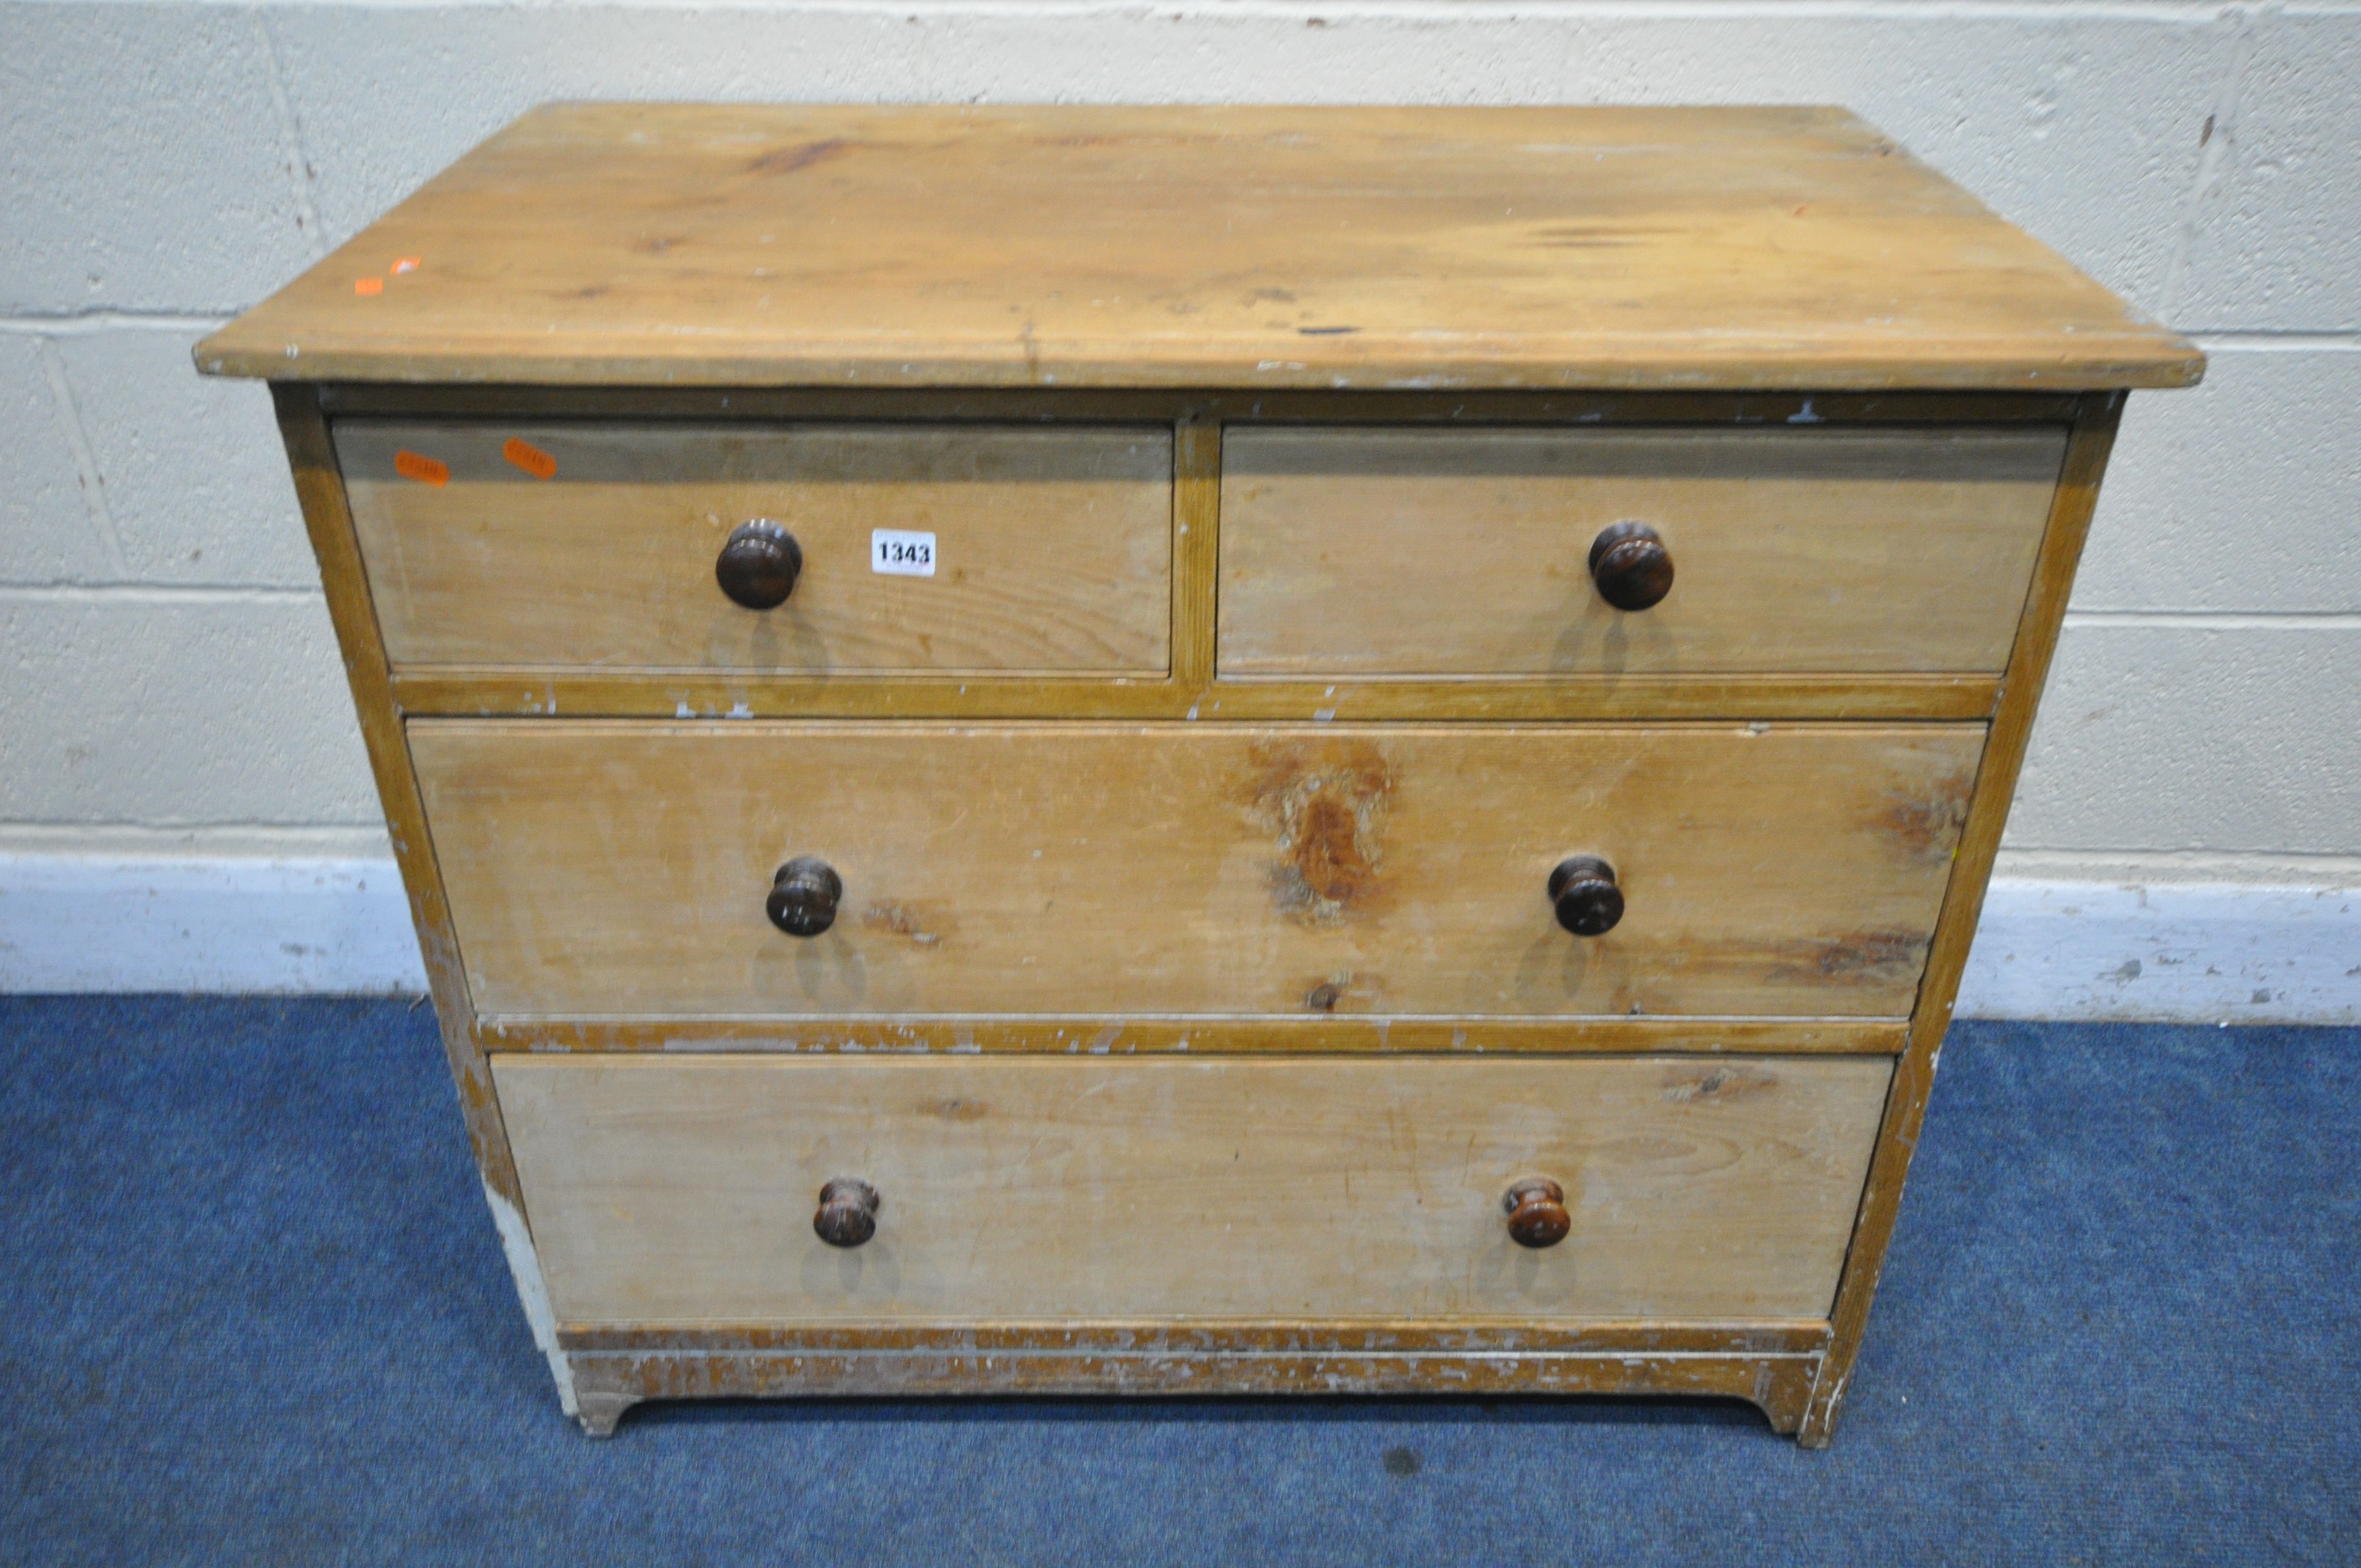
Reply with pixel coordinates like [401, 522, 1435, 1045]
[353, 277, 384, 296]
[502, 438, 557, 480]
[394, 450, 449, 487]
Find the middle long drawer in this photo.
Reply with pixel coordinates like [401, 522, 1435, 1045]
[415, 722, 1978, 1021]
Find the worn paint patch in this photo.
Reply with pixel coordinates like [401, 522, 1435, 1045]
[748, 138, 850, 176]
[863, 902, 948, 947]
[1773, 931, 1930, 985]
[1247, 739, 1395, 926]
[1879, 769, 1974, 859]
[1527, 223, 1649, 249]
[481, 1183, 578, 1419]
[1660, 1064, 1780, 1106]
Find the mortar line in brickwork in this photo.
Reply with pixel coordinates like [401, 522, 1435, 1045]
[0, 312, 230, 334]
[2188, 331, 2361, 350]
[0, 822, 389, 837]
[2060, 611, 2361, 630]
[0, 584, 325, 605]
[492, 2, 2251, 21]
[1994, 849, 2361, 876]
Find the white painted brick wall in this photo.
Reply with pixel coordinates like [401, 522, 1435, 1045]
[0, 592, 378, 828]
[0, 335, 111, 582]
[2174, 9, 2361, 330]
[0, 4, 320, 313]
[1, 1, 2355, 1001]
[48, 328, 316, 587]
[2079, 345, 2361, 612]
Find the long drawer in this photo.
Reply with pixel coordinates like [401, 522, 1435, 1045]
[496, 1054, 1893, 1325]
[412, 721, 1981, 1019]
[1218, 425, 2065, 677]
[337, 421, 1174, 674]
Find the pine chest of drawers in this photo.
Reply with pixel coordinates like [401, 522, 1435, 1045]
[199, 103, 2199, 1444]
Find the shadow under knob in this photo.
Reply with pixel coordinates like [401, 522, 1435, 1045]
[813, 1178, 881, 1248]
[1549, 856, 1624, 937]
[766, 856, 842, 937]
[716, 519, 803, 609]
[1503, 1177, 1571, 1249]
[1587, 521, 1674, 611]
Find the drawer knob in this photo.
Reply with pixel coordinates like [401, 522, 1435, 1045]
[1548, 856, 1624, 937]
[766, 856, 843, 937]
[813, 1178, 881, 1248]
[716, 519, 804, 609]
[1503, 1178, 1571, 1249]
[1587, 521, 1674, 611]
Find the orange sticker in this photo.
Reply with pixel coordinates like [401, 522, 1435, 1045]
[502, 438, 557, 481]
[391, 257, 421, 275]
[353, 277, 384, 296]
[393, 450, 449, 487]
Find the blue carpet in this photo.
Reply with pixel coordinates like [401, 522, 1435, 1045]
[0, 998, 2354, 1565]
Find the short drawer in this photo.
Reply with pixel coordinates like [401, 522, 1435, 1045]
[1217, 425, 2066, 677]
[412, 720, 1981, 1020]
[337, 422, 1173, 673]
[496, 1054, 1892, 1325]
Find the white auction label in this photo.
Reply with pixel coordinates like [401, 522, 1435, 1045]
[870, 529, 937, 578]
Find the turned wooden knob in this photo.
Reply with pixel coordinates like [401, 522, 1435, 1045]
[716, 519, 803, 609]
[1549, 856, 1624, 937]
[766, 856, 842, 937]
[1587, 521, 1674, 611]
[1503, 1178, 1570, 1249]
[813, 1178, 880, 1248]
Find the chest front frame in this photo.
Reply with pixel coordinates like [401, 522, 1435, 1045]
[273, 381, 2122, 1444]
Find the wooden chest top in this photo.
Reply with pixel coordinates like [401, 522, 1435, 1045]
[194, 102, 2198, 393]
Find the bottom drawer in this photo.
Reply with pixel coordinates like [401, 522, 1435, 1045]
[495, 1054, 1892, 1327]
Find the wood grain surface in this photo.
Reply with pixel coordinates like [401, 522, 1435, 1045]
[1220, 426, 2067, 677]
[1798, 394, 2128, 1447]
[386, 668, 2003, 723]
[213, 94, 2190, 1441]
[193, 104, 2199, 390]
[493, 1053, 1894, 1324]
[561, 1345, 1822, 1435]
[557, 1320, 1829, 1355]
[410, 720, 1984, 1020]
[480, 1014, 1906, 1058]
[314, 383, 2090, 427]
[270, 389, 523, 1206]
[338, 421, 1172, 674]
